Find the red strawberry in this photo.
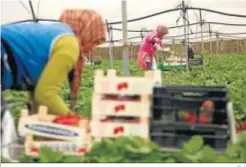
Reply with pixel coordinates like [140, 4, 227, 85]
[201, 100, 214, 113]
[179, 111, 193, 122]
[186, 112, 198, 124]
[30, 147, 39, 153]
[78, 148, 87, 153]
[236, 122, 244, 133]
[243, 121, 246, 129]
[68, 113, 81, 119]
[199, 114, 209, 124]
[236, 120, 243, 133]
[53, 117, 78, 126]
[53, 113, 82, 126]
[240, 121, 246, 131]
[62, 119, 75, 125]
[53, 115, 67, 123]
[240, 124, 244, 132]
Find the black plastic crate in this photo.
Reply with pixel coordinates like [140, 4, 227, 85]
[150, 122, 229, 152]
[189, 58, 203, 66]
[150, 85, 232, 152]
[152, 86, 229, 124]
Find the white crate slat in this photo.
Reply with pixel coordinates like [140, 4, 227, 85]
[92, 93, 150, 118]
[91, 121, 149, 138]
[93, 69, 162, 95]
[25, 137, 90, 156]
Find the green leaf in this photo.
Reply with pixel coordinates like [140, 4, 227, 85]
[173, 151, 192, 163]
[137, 146, 152, 154]
[182, 136, 204, 154]
[225, 144, 239, 158]
[19, 155, 35, 163]
[164, 158, 176, 163]
[39, 147, 63, 163]
[98, 155, 123, 163]
[63, 156, 85, 163]
[215, 155, 240, 163]
[125, 144, 139, 154]
[198, 145, 217, 162]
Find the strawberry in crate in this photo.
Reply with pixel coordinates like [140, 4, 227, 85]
[200, 100, 214, 114]
[178, 100, 214, 124]
[199, 100, 214, 123]
[52, 113, 89, 127]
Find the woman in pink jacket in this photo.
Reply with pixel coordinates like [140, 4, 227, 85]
[138, 25, 169, 70]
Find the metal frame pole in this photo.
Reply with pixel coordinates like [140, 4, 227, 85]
[182, 0, 189, 71]
[122, 0, 129, 76]
[216, 32, 219, 55]
[140, 29, 144, 42]
[28, 0, 37, 22]
[109, 26, 114, 68]
[199, 9, 204, 55]
[209, 23, 212, 53]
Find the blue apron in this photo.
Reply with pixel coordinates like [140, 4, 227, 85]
[1, 22, 75, 91]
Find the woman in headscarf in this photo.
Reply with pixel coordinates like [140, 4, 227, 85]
[138, 25, 169, 70]
[1, 9, 106, 118]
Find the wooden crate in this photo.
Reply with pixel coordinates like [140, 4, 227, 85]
[91, 121, 149, 140]
[90, 69, 159, 141]
[24, 134, 91, 157]
[91, 94, 150, 141]
[18, 106, 89, 141]
[18, 106, 91, 157]
[93, 69, 162, 95]
[92, 93, 151, 119]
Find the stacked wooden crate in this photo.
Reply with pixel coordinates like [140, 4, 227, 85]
[91, 69, 162, 141]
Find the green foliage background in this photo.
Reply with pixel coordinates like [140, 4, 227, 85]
[4, 54, 246, 121]
[2, 53, 246, 163]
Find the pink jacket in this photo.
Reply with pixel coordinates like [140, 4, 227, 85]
[138, 30, 163, 69]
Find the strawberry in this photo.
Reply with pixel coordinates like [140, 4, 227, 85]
[199, 114, 209, 124]
[53, 115, 67, 123]
[186, 112, 197, 124]
[78, 148, 87, 153]
[239, 124, 244, 132]
[30, 147, 39, 153]
[179, 111, 194, 121]
[53, 113, 81, 126]
[240, 121, 246, 131]
[201, 100, 214, 113]
[236, 121, 246, 133]
[179, 111, 209, 124]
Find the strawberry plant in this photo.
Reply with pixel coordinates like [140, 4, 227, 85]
[2, 53, 246, 163]
[236, 120, 246, 133]
[225, 131, 246, 162]
[4, 54, 245, 120]
[18, 135, 243, 163]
